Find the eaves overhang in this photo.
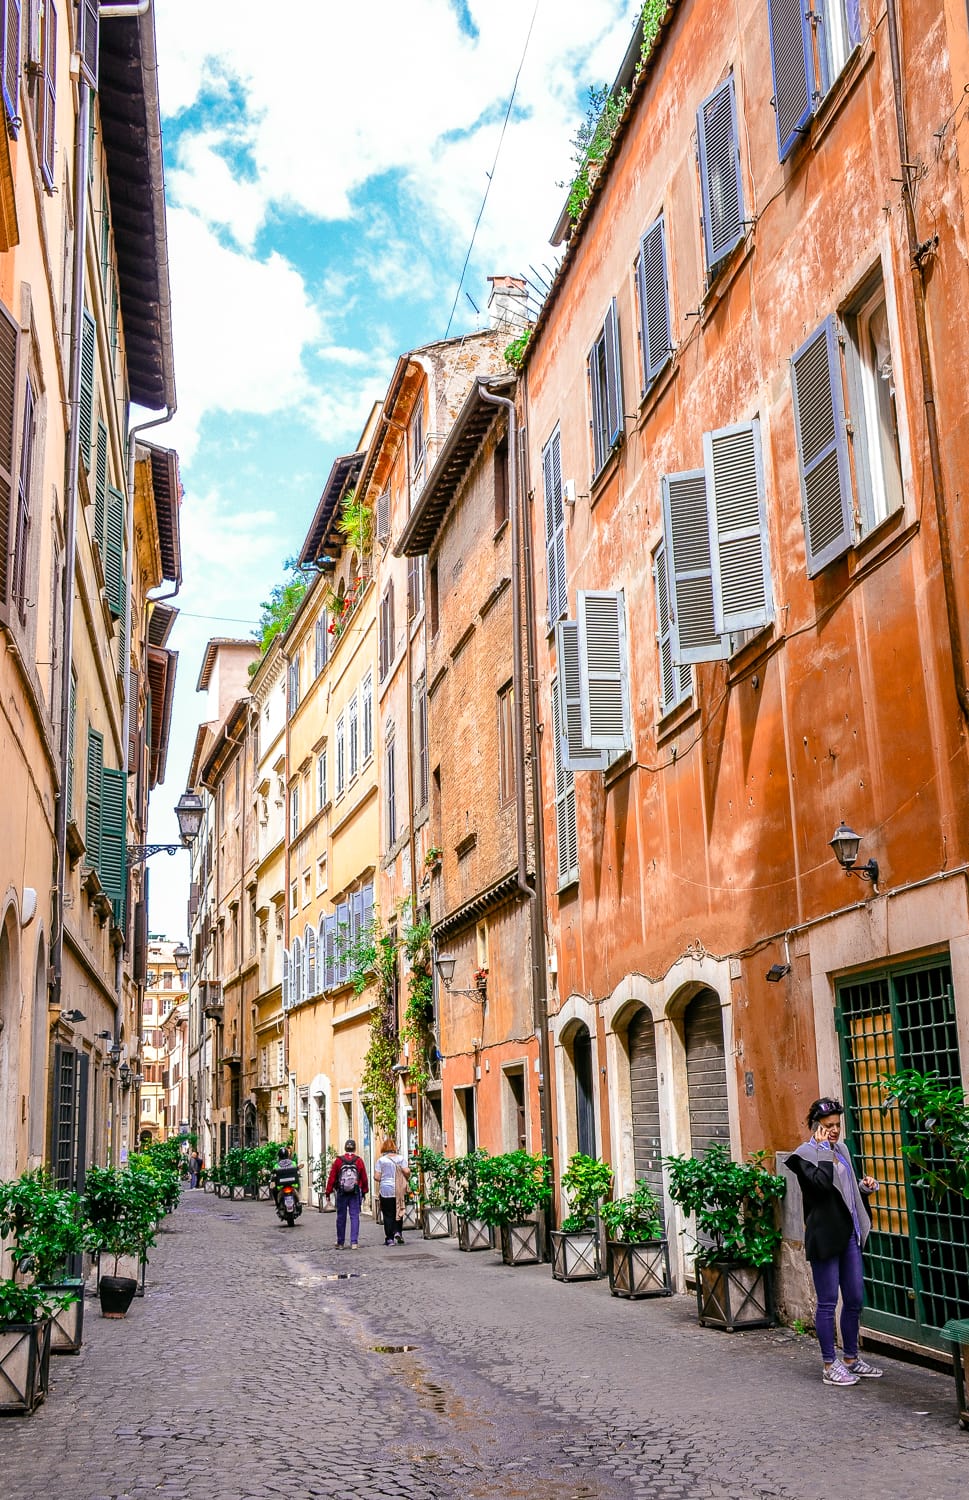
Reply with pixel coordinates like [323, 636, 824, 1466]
[196, 638, 256, 693]
[141, 441, 181, 584]
[99, 9, 175, 409]
[297, 451, 364, 568]
[200, 697, 250, 791]
[147, 599, 177, 648]
[146, 646, 177, 788]
[395, 376, 515, 558]
[431, 870, 531, 942]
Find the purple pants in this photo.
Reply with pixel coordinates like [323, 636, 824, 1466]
[335, 1191, 361, 1246]
[810, 1237, 865, 1362]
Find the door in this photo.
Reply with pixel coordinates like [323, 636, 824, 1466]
[684, 989, 729, 1153]
[628, 1009, 664, 1221]
[573, 1025, 596, 1158]
[837, 957, 969, 1351]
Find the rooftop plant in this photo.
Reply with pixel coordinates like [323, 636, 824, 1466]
[252, 560, 307, 668]
[337, 487, 373, 557]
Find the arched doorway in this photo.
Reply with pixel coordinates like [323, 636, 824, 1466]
[0, 904, 21, 1180]
[684, 988, 729, 1154]
[628, 1008, 664, 1217]
[573, 1024, 595, 1158]
[28, 936, 49, 1162]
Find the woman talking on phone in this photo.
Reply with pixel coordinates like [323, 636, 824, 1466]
[786, 1097, 883, 1387]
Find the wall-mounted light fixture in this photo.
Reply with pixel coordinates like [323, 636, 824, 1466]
[829, 823, 879, 885]
[434, 951, 485, 1003]
[765, 963, 791, 983]
[60, 1009, 86, 1024]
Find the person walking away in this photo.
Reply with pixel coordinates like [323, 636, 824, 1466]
[374, 1137, 410, 1245]
[786, 1097, 882, 1387]
[325, 1138, 369, 1248]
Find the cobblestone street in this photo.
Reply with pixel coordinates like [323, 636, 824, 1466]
[1, 1192, 964, 1500]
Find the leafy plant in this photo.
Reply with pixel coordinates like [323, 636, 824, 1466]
[476, 1150, 553, 1227]
[0, 1278, 75, 1325]
[638, 0, 668, 72]
[664, 1144, 786, 1268]
[600, 1177, 664, 1243]
[880, 1068, 969, 1200]
[450, 1149, 490, 1220]
[81, 1166, 158, 1273]
[560, 1153, 614, 1232]
[0, 1171, 84, 1283]
[424, 846, 443, 868]
[412, 1147, 452, 1210]
[337, 487, 373, 557]
[400, 918, 434, 1095]
[311, 1146, 338, 1198]
[254, 561, 307, 660]
[361, 925, 400, 1138]
[565, 84, 630, 223]
[504, 329, 531, 369]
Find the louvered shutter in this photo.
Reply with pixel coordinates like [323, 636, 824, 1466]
[84, 725, 103, 867]
[94, 419, 107, 555]
[78, 0, 98, 90]
[704, 419, 773, 635]
[78, 310, 95, 472]
[12, 373, 33, 619]
[376, 488, 390, 542]
[282, 947, 291, 1010]
[2, 0, 20, 130]
[542, 427, 565, 627]
[323, 913, 337, 991]
[66, 672, 76, 818]
[100, 766, 127, 926]
[697, 76, 745, 271]
[39, 0, 56, 188]
[577, 590, 631, 752]
[638, 215, 671, 388]
[0, 300, 19, 606]
[304, 926, 314, 998]
[768, 0, 815, 161]
[550, 679, 578, 886]
[603, 298, 623, 449]
[336, 901, 350, 986]
[555, 620, 607, 770]
[292, 937, 302, 1005]
[791, 317, 853, 575]
[653, 543, 691, 713]
[361, 882, 374, 938]
[117, 575, 127, 674]
[104, 483, 124, 616]
[661, 470, 728, 665]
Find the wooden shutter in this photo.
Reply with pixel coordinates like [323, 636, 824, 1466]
[78, 309, 95, 472]
[336, 901, 350, 986]
[282, 947, 291, 1008]
[78, 0, 98, 90]
[603, 298, 623, 450]
[66, 671, 77, 818]
[292, 937, 302, 1004]
[104, 483, 124, 616]
[362, 672, 373, 761]
[542, 427, 565, 627]
[653, 542, 691, 714]
[791, 317, 853, 575]
[550, 678, 578, 887]
[12, 372, 33, 619]
[304, 925, 315, 997]
[385, 736, 396, 844]
[577, 590, 631, 751]
[94, 419, 107, 555]
[100, 766, 127, 925]
[2, 0, 20, 130]
[638, 215, 672, 389]
[84, 725, 103, 867]
[556, 619, 607, 770]
[0, 299, 18, 607]
[768, 0, 815, 161]
[348, 692, 358, 779]
[39, 0, 56, 187]
[661, 469, 727, 664]
[697, 75, 745, 271]
[704, 418, 773, 635]
[415, 677, 428, 808]
[323, 913, 337, 991]
[361, 882, 374, 937]
[376, 487, 390, 543]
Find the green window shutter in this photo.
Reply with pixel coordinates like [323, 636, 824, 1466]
[94, 418, 107, 556]
[66, 672, 77, 819]
[79, 309, 96, 473]
[104, 482, 124, 616]
[84, 726, 103, 867]
[100, 766, 127, 926]
[117, 571, 127, 675]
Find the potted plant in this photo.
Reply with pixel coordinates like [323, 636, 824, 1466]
[550, 1153, 613, 1282]
[0, 1281, 68, 1413]
[412, 1147, 452, 1238]
[665, 1143, 786, 1331]
[601, 1177, 672, 1299]
[423, 846, 443, 872]
[82, 1167, 157, 1318]
[311, 1146, 337, 1210]
[0, 1171, 86, 1354]
[477, 1150, 553, 1265]
[451, 1149, 491, 1251]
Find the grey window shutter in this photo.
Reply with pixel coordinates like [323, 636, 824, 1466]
[768, 0, 815, 161]
[661, 469, 729, 664]
[542, 427, 565, 627]
[653, 543, 691, 713]
[78, 0, 98, 91]
[39, 0, 56, 188]
[12, 372, 33, 620]
[603, 298, 623, 448]
[304, 925, 314, 998]
[67, 672, 77, 819]
[2, 0, 20, 130]
[104, 483, 124, 616]
[282, 948, 290, 1009]
[697, 75, 745, 271]
[79, 309, 96, 472]
[638, 215, 672, 388]
[555, 620, 607, 771]
[84, 725, 103, 867]
[791, 316, 853, 576]
[362, 882, 374, 937]
[550, 678, 578, 886]
[336, 901, 350, 986]
[0, 299, 18, 607]
[324, 914, 337, 991]
[292, 937, 302, 1004]
[589, 334, 606, 473]
[577, 590, 632, 752]
[704, 418, 773, 635]
[376, 487, 390, 542]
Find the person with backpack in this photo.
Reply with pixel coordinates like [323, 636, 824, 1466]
[325, 1139, 369, 1248]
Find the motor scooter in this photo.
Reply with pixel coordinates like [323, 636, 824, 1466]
[276, 1182, 302, 1227]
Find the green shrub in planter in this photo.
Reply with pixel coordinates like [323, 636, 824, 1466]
[81, 1166, 157, 1277]
[0, 1171, 84, 1283]
[601, 1178, 671, 1299]
[600, 1178, 664, 1243]
[0, 1280, 75, 1324]
[477, 1151, 552, 1265]
[412, 1146, 452, 1209]
[0, 1280, 70, 1413]
[450, 1149, 489, 1221]
[560, 1153, 613, 1232]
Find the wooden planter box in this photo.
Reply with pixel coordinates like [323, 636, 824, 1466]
[37, 1279, 86, 1354]
[695, 1260, 773, 1330]
[422, 1205, 451, 1239]
[0, 1319, 51, 1414]
[214, 1182, 228, 1198]
[202, 1179, 215, 1193]
[606, 1240, 672, 1299]
[499, 1220, 542, 1266]
[550, 1228, 602, 1282]
[229, 1184, 247, 1201]
[941, 1318, 969, 1430]
[402, 1200, 420, 1230]
[456, 1216, 492, 1252]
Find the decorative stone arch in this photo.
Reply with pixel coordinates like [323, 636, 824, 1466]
[0, 892, 22, 1181]
[602, 979, 667, 1203]
[27, 928, 49, 1165]
[551, 993, 601, 1174]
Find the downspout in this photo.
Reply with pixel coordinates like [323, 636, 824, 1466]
[884, 0, 969, 726]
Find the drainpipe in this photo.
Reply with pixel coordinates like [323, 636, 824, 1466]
[884, 0, 969, 726]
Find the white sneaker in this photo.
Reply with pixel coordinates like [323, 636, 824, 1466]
[822, 1359, 859, 1386]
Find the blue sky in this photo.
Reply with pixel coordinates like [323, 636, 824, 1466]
[146, 0, 639, 936]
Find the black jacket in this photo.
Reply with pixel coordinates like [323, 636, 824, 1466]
[785, 1143, 872, 1262]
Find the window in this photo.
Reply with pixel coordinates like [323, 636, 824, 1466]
[407, 554, 424, 620]
[697, 74, 745, 274]
[542, 426, 566, 630]
[428, 561, 440, 637]
[144, 996, 154, 1016]
[589, 298, 623, 477]
[653, 542, 692, 716]
[260, 1045, 269, 1086]
[36, 0, 57, 190]
[314, 615, 328, 677]
[316, 854, 327, 896]
[335, 713, 345, 798]
[636, 214, 672, 391]
[413, 674, 428, 812]
[768, 0, 862, 162]
[550, 679, 578, 888]
[361, 671, 373, 763]
[302, 869, 311, 908]
[494, 437, 509, 530]
[376, 487, 391, 543]
[77, 0, 98, 90]
[79, 309, 95, 473]
[290, 881, 298, 917]
[317, 748, 327, 811]
[290, 785, 299, 839]
[276, 1038, 285, 1084]
[412, 401, 425, 478]
[791, 277, 903, 575]
[83, 724, 127, 924]
[497, 682, 515, 805]
[12, 373, 35, 624]
[348, 692, 359, 780]
[385, 730, 397, 847]
[1, 0, 20, 135]
[288, 656, 301, 715]
[0, 301, 16, 611]
[379, 583, 395, 679]
[660, 418, 773, 663]
[576, 591, 632, 752]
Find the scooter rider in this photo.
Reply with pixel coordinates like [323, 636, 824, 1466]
[271, 1144, 300, 1207]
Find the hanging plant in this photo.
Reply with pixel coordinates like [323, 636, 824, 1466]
[337, 487, 374, 557]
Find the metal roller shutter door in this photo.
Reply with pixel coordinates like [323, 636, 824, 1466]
[685, 990, 729, 1154]
[628, 1009, 664, 1219]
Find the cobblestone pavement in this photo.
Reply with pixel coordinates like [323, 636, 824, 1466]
[1, 1193, 964, 1499]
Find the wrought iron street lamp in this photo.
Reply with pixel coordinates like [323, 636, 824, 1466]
[173, 942, 190, 970]
[829, 823, 879, 885]
[127, 790, 205, 868]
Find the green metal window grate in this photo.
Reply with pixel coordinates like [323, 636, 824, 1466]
[836, 957, 969, 1350]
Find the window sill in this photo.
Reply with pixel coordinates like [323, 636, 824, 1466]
[494, 517, 509, 543]
[809, 41, 874, 156]
[589, 441, 623, 511]
[726, 622, 782, 683]
[847, 506, 912, 579]
[603, 748, 633, 788]
[557, 875, 579, 898]
[701, 236, 755, 322]
[656, 695, 699, 747]
[637, 358, 677, 430]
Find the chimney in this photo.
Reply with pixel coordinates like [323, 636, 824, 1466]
[487, 276, 528, 333]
